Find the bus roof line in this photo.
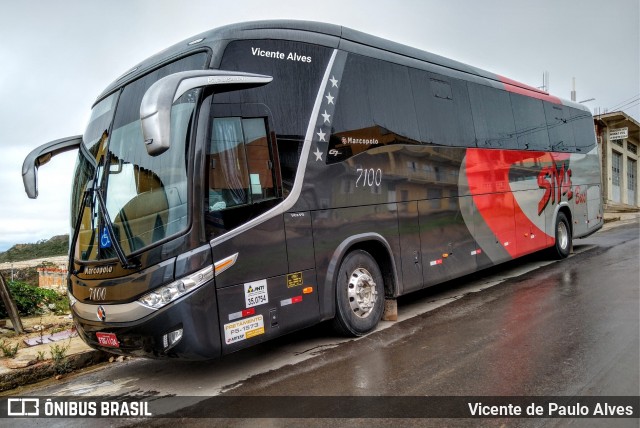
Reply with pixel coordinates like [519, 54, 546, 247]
[95, 20, 582, 111]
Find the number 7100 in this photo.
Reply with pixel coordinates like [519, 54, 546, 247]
[356, 168, 382, 187]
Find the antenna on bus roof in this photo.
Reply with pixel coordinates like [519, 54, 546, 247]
[538, 71, 550, 93]
[537, 71, 550, 93]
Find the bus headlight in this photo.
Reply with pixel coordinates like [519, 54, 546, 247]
[138, 265, 214, 309]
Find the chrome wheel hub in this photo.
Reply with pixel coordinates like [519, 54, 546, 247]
[347, 268, 378, 318]
[557, 221, 569, 250]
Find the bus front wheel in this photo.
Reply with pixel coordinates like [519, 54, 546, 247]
[332, 250, 384, 337]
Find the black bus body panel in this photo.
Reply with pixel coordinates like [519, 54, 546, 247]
[215, 269, 320, 354]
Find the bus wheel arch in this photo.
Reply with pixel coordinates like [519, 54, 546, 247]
[348, 239, 397, 299]
[327, 234, 399, 336]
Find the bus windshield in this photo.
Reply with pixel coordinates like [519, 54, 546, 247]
[71, 53, 206, 262]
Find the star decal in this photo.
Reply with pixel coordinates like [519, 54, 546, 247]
[330, 76, 339, 88]
[325, 92, 334, 105]
[313, 147, 323, 161]
[321, 110, 331, 124]
[316, 128, 327, 142]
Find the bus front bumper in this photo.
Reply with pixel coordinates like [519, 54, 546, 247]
[71, 281, 222, 360]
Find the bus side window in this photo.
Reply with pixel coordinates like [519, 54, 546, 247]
[544, 103, 576, 152]
[277, 138, 303, 196]
[209, 117, 249, 210]
[468, 83, 518, 149]
[569, 107, 595, 153]
[409, 69, 476, 148]
[511, 93, 551, 151]
[242, 118, 276, 202]
[207, 116, 278, 212]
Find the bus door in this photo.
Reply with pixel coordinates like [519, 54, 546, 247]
[204, 103, 319, 353]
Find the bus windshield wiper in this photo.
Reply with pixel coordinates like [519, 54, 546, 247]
[68, 179, 139, 272]
[93, 187, 140, 270]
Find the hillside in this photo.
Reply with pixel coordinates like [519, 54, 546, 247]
[0, 235, 69, 263]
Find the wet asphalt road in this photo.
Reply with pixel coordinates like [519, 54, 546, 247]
[148, 221, 639, 427]
[7, 220, 640, 427]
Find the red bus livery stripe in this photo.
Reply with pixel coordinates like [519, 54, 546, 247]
[280, 296, 303, 306]
[229, 307, 256, 321]
[498, 75, 562, 105]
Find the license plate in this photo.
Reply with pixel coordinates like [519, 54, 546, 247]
[96, 332, 120, 348]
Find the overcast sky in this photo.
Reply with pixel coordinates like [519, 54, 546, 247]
[0, 0, 638, 251]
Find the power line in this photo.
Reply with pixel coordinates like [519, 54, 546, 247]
[621, 101, 639, 113]
[613, 97, 640, 112]
[609, 93, 640, 110]
[608, 92, 640, 111]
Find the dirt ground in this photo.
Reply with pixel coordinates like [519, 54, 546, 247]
[0, 313, 74, 354]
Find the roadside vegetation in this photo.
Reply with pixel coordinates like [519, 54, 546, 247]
[0, 280, 68, 319]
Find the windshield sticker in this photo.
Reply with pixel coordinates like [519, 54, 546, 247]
[244, 279, 269, 308]
[251, 47, 312, 63]
[99, 227, 112, 249]
[224, 315, 265, 345]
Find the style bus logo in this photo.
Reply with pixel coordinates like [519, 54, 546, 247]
[537, 159, 573, 215]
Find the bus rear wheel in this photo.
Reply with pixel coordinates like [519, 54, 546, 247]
[550, 212, 571, 259]
[332, 250, 384, 337]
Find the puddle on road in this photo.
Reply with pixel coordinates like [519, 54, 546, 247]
[56, 377, 140, 396]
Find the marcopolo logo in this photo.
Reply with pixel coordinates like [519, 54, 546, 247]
[84, 265, 114, 275]
[340, 136, 380, 146]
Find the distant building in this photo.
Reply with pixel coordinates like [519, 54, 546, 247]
[37, 266, 67, 291]
[595, 111, 640, 209]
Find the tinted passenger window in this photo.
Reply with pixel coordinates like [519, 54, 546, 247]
[468, 84, 517, 149]
[277, 139, 302, 196]
[332, 55, 373, 136]
[409, 70, 476, 147]
[205, 115, 280, 239]
[208, 117, 276, 210]
[366, 59, 420, 141]
[329, 55, 420, 163]
[569, 108, 596, 152]
[510, 93, 551, 151]
[544, 103, 575, 152]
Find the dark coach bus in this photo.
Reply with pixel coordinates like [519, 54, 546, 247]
[23, 20, 603, 359]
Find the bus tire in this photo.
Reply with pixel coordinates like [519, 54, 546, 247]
[550, 212, 571, 259]
[332, 250, 384, 337]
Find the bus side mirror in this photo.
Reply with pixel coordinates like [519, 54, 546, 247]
[22, 136, 82, 199]
[140, 70, 273, 156]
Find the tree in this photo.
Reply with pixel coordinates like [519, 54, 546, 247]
[0, 271, 24, 334]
